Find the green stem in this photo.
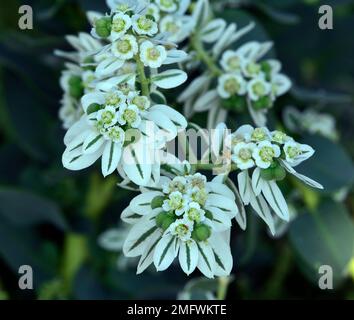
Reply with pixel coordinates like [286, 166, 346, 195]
[191, 34, 222, 77]
[217, 276, 231, 300]
[195, 162, 237, 172]
[136, 55, 150, 97]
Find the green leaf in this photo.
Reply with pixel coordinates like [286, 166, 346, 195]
[297, 135, 354, 192]
[289, 200, 354, 285]
[0, 188, 67, 229]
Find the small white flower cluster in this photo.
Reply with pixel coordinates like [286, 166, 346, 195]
[56, 33, 104, 129]
[91, 0, 188, 76]
[216, 123, 323, 234]
[59, 0, 189, 186]
[122, 162, 237, 278]
[57, 0, 325, 281]
[284, 106, 338, 141]
[218, 42, 291, 110]
[178, 0, 291, 128]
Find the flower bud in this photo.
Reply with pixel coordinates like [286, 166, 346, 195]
[95, 17, 112, 38]
[155, 212, 175, 231]
[192, 223, 211, 242]
[151, 196, 165, 209]
[260, 162, 286, 181]
[273, 164, 286, 181]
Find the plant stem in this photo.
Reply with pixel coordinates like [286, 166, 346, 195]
[195, 162, 237, 172]
[136, 55, 150, 97]
[217, 276, 231, 300]
[191, 34, 222, 77]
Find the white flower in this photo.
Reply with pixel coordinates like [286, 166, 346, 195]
[283, 141, 315, 167]
[111, 34, 138, 60]
[132, 14, 158, 36]
[271, 130, 291, 144]
[241, 60, 262, 78]
[252, 141, 281, 169]
[217, 74, 247, 99]
[168, 218, 193, 241]
[139, 40, 167, 68]
[127, 93, 150, 110]
[163, 176, 187, 194]
[103, 125, 125, 144]
[185, 202, 206, 223]
[104, 90, 126, 106]
[111, 12, 132, 41]
[232, 142, 257, 170]
[118, 104, 142, 128]
[146, 3, 160, 21]
[247, 77, 271, 101]
[220, 50, 243, 73]
[62, 85, 187, 184]
[96, 105, 119, 128]
[155, 0, 178, 13]
[162, 191, 187, 216]
[59, 94, 83, 129]
[250, 127, 270, 142]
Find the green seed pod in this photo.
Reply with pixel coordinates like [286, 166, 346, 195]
[192, 224, 211, 242]
[151, 196, 165, 209]
[261, 61, 272, 81]
[161, 215, 175, 231]
[221, 95, 247, 112]
[155, 212, 166, 228]
[253, 96, 273, 110]
[273, 164, 286, 181]
[68, 76, 83, 100]
[95, 17, 112, 38]
[86, 103, 102, 115]
[156, 212, 175, 231]
[260, 167, 275, 181]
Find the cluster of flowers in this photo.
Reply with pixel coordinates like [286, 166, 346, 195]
[284, 106, 338, 141]
[178, 0, 291, 128]
[220, 123, 323, 233]
[122, 162, 236, 277]
[217, 43, 291, 115]
[59, 0, 190, 186]
[58, 0, 323, 279]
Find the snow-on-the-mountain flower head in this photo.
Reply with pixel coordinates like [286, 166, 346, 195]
[62, 77, 187, 186]
[121, 162, 237, 278]
[90, 0, 188, 77]
[211, 123, 323, 235]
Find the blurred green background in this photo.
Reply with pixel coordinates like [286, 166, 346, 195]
[0, 0, 353, 300]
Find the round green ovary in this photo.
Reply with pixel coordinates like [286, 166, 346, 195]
[192, 224, 211, 242]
